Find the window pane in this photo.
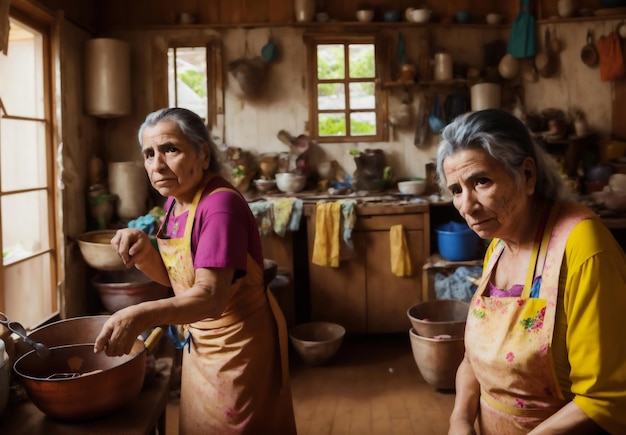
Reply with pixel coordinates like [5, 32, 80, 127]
[318, 113, 346, 137]
[318, 83, 345, 110]
[1, 118, 47, 191]
[5, 253, 52, 328]
[2, 191, 50, 265]
[0, 20, 44, 118]
[349, 83, 375, 110]
[350, 112, 377, 136]
[317, 44, 345, 80]
[349, 44, 375, 79]
[168, 47, 208, 122]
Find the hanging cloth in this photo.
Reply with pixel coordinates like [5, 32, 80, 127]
[507, 0, 537, 59]
[596, 31, 625, 82]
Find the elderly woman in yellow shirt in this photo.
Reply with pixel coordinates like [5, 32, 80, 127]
[437, 109, 626, 434]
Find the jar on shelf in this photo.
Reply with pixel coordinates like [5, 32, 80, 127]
[294, 0, 315, 23]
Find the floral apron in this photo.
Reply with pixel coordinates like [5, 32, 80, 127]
[156, 179, 295, 435]
[466, 202, 595, 434]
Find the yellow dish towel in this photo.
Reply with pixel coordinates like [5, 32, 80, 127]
[312, 201, 342, 267]
[390, 224, 412, 277]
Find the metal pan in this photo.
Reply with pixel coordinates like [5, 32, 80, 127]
[581, 30, 599, 67]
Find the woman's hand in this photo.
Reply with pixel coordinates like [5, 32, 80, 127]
[93, 306, 147, 356]
[111, 228, 153, 269]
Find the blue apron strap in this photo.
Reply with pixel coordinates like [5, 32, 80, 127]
[167, 324, 192, 353]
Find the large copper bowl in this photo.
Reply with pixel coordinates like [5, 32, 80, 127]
[15, 315, 109, 357]
[13, 340, 146, 421]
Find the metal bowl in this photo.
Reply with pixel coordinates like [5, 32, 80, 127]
[92, 269, 170, 312]
[289, 321, 345, 366]
[13, 340, 146, 421]
[407, 299, 469, 338]
[77, 230, 125, 271]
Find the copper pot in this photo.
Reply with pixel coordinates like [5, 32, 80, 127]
[14, 341, 146, 421]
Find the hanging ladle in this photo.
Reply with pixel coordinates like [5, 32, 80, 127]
[0, 312, 50, 359]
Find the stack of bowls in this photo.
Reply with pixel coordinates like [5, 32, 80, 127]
[407, 299, 469, 390]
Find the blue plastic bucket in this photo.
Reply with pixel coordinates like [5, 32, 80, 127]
[436, 221, 480, 261]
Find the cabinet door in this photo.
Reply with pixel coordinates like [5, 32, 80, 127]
[261, 232, 294, 273]
[306, 211, 368, 333]
[364, 229, 424, 333]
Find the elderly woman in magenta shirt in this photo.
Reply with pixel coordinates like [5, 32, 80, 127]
[438, 109, 626, 434]
[94, 107, 296, 434]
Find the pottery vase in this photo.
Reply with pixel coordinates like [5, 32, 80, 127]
[294, 0, 315, 22]
[557, 0, 575, 18]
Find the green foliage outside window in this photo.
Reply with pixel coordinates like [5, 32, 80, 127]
[179, 70, 206, 98]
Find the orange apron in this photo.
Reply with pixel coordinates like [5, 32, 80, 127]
[465, 202, 595, 434]
[156, 179, 296, 435]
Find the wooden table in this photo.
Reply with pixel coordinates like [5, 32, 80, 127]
[0, 354, 174, 434]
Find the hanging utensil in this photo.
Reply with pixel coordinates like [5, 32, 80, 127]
[581, 29, 599, 68]
[261, 30, 277, 63]
[0, 312, 50, 358]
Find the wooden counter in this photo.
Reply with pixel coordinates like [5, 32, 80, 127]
[0, 347, 175, 434]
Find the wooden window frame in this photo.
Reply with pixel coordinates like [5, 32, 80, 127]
[1, 4, 60, 327]
[304, 32, 388, 144]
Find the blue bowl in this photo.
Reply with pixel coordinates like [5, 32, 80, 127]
[456, 10, 471, 24]
[436, 222, 480, 261]
[383, 11, 401, 22]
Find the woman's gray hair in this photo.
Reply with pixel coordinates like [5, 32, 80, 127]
[436, 109, 569, 201]
[138, 107, 222, 174]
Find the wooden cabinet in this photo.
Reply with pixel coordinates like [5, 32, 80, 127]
[304, 202, 430, 333]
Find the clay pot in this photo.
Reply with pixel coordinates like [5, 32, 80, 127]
[409, 328, 465, 390]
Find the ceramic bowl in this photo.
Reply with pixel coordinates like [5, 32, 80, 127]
[289, 321, 345, 366]
[356, 9, 374, 22]
[486, 13, 503, 24]
[407, 299, 470, 338]
[77, 230, 125, 271]
[410, 8, 431, 23]
[253, 179, 277, 193]
[397, 179, 427, 196]
[92, 269, 170, 312]
[275, 173, 306, 194]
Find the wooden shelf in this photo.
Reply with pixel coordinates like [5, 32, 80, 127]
[107, 21, 510, 31]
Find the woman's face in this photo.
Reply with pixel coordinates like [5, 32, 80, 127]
[141, 120, 209, 202]
[442, 147, 535, 241]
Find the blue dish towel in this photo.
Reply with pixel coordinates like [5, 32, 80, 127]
[339, 200, 357, 248]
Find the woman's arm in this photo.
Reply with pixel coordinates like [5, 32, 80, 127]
[448, 354, 480, 435]
[527, 401, 603, 435]
[93, 265, 235, 356]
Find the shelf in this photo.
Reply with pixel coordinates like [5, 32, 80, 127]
[537, 13, 626, 24]
[383, 78, 475, 90]
[107, 21, 510, 32]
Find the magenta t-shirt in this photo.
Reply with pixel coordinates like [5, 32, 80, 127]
[163, 176, 263, 280]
